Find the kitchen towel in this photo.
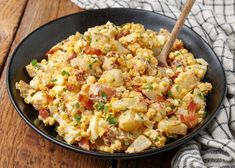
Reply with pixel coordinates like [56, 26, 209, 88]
[71, 0, 235, 167]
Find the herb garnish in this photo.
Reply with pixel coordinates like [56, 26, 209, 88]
[96, 102, 105, 111]
[61, 70, 70, 76]
[204, 111, 208, 117]
[101, 91, 107, 101]
[198, 92, 206, 100]
[31, 59, 40, 68]
[88, 64, 92, 70]
[104, 105, 109, 114]
[74, 102, 80, 108]
[107, 115, 118, 125]
[74, 114, 82, 122]
[168, 91, 173, 98]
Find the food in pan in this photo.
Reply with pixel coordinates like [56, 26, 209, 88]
[16, 22, 212, 153]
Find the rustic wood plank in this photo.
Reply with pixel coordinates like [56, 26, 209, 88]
[0, 0, 28, 75]
[8, 0, 82, 53]
[57, 0, 84, 17]
[0, 0, 111, 167]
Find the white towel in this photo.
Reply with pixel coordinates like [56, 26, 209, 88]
[71, 0, 235, 167]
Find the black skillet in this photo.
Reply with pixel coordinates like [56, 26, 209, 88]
[7, 8, 226, 159]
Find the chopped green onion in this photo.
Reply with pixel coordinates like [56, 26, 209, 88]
[51, 79, 57, 82]
[169, 104, 175, 109]
[88, 64, 92, 70]
[74, 102, 80, 108]
[31, 59, 40, 67]
[61, 70, 69, 76]
[155, 137, 160, 141]
[74, 114, 82, 122]
[176, 64, 182, 68]
[104, 105, 109, 114]
[101, 91, 107, 101]
[96, 102, 105, 111]
[204, 111, 208, 117]
[31, 59, 37, 66]
[107, 115, 118, 125]
[198, 92, 206, 100]
[168, 91, 173, 98]
[175, 85, 179, 92]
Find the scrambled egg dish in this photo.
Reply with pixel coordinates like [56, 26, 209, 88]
[16, 22, 212, 153]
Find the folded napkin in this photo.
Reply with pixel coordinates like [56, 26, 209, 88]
[71, 0, 235, 167]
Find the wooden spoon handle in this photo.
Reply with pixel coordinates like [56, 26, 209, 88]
[159, 0, 196, 66]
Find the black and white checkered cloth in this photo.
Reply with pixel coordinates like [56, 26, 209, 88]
[71, 0, 235, 167]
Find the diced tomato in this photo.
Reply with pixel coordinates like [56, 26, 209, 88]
[84, 100, 93, 110]
[156, 95, 167, 102]
[180, 113, 197, 128]
[89, 85, 116, 102]
[187, 102, 198, 113]
[46, 47, 60, 56]
[39, 109, 49, 119]
[172, 72, 180, 80]
[180, 102, 198, 128]
[115, 30, 130, 40]
[101, 87, 116, 100]
[84, 46, 102, 55]
[78, 138, 90, 150]
[78, 94, 93, 110]
[46, 94, 53, 102]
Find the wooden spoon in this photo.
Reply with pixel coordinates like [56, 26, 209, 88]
[157, 0, 196, 66]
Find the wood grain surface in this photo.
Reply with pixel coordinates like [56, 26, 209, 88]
[0, 0, 175, 167]
[0, 0, 28, 74]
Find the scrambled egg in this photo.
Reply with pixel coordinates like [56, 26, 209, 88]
[16, 22, 212, 153]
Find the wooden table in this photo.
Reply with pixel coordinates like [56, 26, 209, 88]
[0, 0, 176, 167]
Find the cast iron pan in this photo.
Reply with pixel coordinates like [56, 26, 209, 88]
[7, 8, 226, 159]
